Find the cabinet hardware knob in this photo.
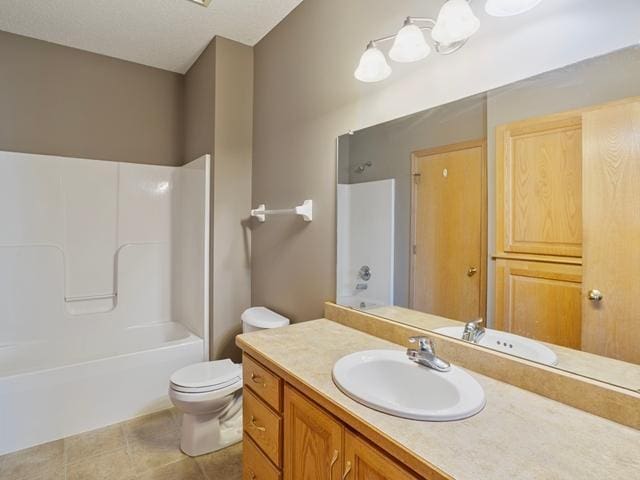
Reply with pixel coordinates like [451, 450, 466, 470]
[467, 266, 478, 277]
[251, 373, 266, 387]
[342, 461, 352, 479]
[249, 415, 266, 432]
[249, 470, 256, 479]
[329, 449, 339, 479]
[588, 289, 603, 302]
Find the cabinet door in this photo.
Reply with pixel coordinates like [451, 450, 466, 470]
[284, 385, 343, 480]
[582, 100, 640, 363]
[495, 259, 582, 349]
[496, 113, 582, 258]
[343, 430, 420, 480]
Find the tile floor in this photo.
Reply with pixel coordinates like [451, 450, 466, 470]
[0, 409, 242, 480]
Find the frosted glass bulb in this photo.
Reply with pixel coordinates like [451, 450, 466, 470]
[389, 23, 431, 63]
[354, 44, 392, 83]
[485, 0, 543, 17]
[432, 0, 480, 46]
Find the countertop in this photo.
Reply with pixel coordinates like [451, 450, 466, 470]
[236, 319, 640, 480]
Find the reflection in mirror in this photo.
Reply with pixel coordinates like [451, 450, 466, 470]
[336, 46, 640, 392]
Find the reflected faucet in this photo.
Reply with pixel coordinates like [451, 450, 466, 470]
[462, 318, 485, 344]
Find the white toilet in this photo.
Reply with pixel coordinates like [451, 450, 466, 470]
[169, 307, 289, 457]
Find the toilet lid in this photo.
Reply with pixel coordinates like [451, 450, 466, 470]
[170, 360, 241, 390]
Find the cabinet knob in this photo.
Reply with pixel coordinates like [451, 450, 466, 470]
[467, 266, 478, 277]
[588, 289, 603, 302]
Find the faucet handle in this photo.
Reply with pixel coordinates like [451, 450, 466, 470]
[408, 336, 435, 353]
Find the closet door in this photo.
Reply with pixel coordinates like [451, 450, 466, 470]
[494, 259, 582, 349]
[582, 100, 640, 364]
[496, 114, 582, 258]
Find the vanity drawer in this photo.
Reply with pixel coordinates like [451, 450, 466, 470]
[244, 388, 282, 467]
[244, 354, 282, 412]
[243, 434, 282, 480]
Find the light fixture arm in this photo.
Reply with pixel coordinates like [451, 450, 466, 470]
[366, 16, 467, 56]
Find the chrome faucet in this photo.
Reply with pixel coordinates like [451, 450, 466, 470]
[406, 336, 451, 372]
[462, 318, 485, 344]
[355, 283, 368, 290]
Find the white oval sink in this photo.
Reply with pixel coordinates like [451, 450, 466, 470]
[435, 327, 558, 366]
[332, 350, 485, 421]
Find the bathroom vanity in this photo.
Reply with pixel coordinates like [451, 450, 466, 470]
[237, 319, 640, 480]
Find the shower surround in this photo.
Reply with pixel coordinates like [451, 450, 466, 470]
[0, 151, 210, 455]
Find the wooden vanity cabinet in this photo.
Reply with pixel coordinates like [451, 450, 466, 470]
[243, 353, 424, 480]
[344, 430, 420, 480]
[283, 385, 342, 480]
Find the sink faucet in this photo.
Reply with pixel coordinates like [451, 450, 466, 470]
[406, 336, 451, 372]
[462, 318, 485, 344]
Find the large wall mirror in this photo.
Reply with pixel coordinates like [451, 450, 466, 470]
[336, 45, 640, 393]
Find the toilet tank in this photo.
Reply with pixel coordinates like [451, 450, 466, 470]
[241, 307, 290, 333]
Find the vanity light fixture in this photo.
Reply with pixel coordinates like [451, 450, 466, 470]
[355, 0, 544, 83]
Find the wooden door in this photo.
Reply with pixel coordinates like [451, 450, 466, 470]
[343, 430, 420, 480]
[495, 259, 582, 349]
[496, 113, 583, 258]
[284, 385, 343, 480]
[410, 140, 486, 321]
[582, 100, 640, 363]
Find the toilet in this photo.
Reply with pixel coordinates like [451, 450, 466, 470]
[169, 307, 290, 457]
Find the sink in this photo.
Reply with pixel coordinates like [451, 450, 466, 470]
[434, 327, 558, 366]
[332, 350, 485, 421]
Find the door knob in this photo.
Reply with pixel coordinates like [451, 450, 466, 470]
[588, 289, 603, 302]
[467, 266, 478, 277]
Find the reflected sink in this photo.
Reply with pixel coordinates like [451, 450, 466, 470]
[332, 350, 485, 421]
[435, 327, 558, 366]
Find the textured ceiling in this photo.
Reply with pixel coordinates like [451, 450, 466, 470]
[0, 0, 304, 73]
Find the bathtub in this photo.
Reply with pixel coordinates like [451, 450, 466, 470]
[0, 322, 204, 455]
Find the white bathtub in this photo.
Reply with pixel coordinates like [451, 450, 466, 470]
[0, 322, 204, 455]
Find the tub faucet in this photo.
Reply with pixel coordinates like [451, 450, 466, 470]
[462, 318, 485, 344]
[406, 336, 451, 372]
[355, 283, 368, 291]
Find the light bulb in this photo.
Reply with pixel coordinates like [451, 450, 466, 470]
[485, 0, 543, 17]
[431, 0, 480, 46]
[354, 43, 392, 83]
[389, 22, 431, 63]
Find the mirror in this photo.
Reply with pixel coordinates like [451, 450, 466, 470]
[336, 45, 640, 393]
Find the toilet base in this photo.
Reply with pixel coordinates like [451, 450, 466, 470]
[179, 408, 243, 457]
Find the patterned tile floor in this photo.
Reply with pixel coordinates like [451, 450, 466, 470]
[0, 409, 242, 480]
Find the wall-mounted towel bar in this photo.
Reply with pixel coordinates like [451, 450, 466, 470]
[250, 199, 313, 222]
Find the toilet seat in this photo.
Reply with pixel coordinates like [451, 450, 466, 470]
[170, 360, 242, 394]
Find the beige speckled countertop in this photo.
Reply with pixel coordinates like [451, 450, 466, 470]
[237, 319, 640, 480]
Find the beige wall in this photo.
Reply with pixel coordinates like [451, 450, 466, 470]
[211, 37, 253, 362]
[184, 41, 216, 164]
[0, 30, 183, 165]
[252, 0, 640, 322]
[184, 37, 253, 361]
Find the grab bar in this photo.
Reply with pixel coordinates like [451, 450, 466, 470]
[65, 293, 117, 303]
